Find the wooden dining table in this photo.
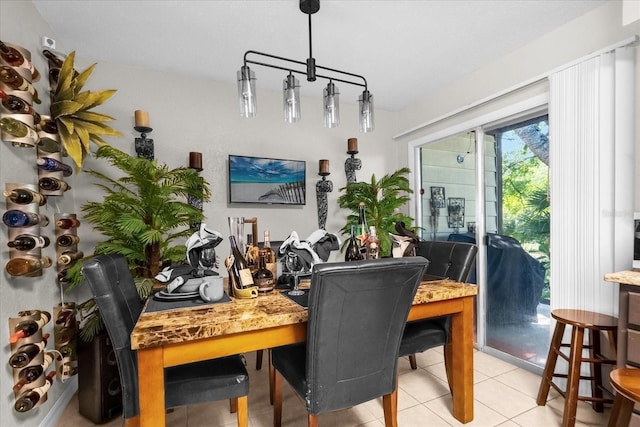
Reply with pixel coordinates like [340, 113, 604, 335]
[131, 278, 478, 426]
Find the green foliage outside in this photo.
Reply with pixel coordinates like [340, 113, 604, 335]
[501, 130, 550, 301]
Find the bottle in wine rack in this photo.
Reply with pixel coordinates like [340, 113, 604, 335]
[2, 210, 49, 228]
[9, 311, 51, 343]
[0, 66, 41, 103]
[0, 117, 37, 139]
[57, 250, 83, 266]
[6, 256, 53, 277]
[8, 333, 50, 368]
[7, 234, 50, 250]
[229, 235, 254, 289]
[14, 371, 56, 412]
[38, 177, 70, 192]
[56, 217, 80, 229]
[0, 40, 39, 80]
[3, 188, 47, 206]
[36, 157, 73, 177]
[262, 230, 278, 279]
[56, 234, 79, 247]
[0, 89, 40, 123]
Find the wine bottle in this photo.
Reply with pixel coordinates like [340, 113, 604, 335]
[253, 250, 274, 292]
[262, 230, 278, 279]
[36, 157, 73, 177]
[7, 234, 50, 250]
[0, 117, 37, 139]
[8, 333, 50, 368]
[356, 202, 369, 248]
[0, 89, 40, 123]
[229, 235, 254, 289]
[12, 352, 54, 394]
[245, 233, 257, 271]
[9, 311, 51, 343]
[14, 371, 56, 412]
[0, 66, 41, 103]
[0, 41, 39, 80]
[38, 177, 70, 192]
[2, 210, 49, 227]
[56, 234, 79, 247]
[56, 217, 80, 229]
[57, 250, 83, 266]
[3, 188, 47, 206]
[365, 226, 380, 260]
[5, 256, 53, 277]
[344, 224, 361, 262]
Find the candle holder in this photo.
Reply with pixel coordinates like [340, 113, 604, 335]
[316, 169, 333, 230]
[345, 138, 361, 184]
[134, 125, 154, 161]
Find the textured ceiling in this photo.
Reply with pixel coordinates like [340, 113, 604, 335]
[31, 0, 606, 111]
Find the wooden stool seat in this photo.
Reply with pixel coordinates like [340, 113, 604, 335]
[608, 368, 640, 427]
[537, 309, 618, 427]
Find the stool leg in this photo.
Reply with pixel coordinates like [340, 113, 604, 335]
[537, 321, 566, 405]
[563, 325, 584, 427]
[589, 329, 604, 412]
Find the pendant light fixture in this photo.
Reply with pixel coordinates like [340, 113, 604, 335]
[237, 0, 374, 132]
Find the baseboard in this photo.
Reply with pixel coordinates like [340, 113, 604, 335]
[38, 376, 78, 427]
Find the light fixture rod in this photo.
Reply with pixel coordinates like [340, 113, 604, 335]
[243, 50, 367, 90]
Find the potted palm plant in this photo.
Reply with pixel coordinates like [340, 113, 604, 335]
[337, 167, 415, 257]
[66, 145, 211, 340]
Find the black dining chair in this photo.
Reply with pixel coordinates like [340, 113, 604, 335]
[271, 257, 429, 427]
[81, 254, 250, 427]
[399, 240, 478, 380]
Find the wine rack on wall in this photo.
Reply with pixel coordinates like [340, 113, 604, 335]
[2, 40, 81, 409]
[8, 310, 55, 413]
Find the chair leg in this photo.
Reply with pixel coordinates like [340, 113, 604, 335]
[269, 350, 275, 405]
[236, 395, 248, 427]
[273, 369, 283, 427]
[608, 391, 634, 427]
[382, 384, 399, 427]
[256, 349, 264, 370]
[308, 413, 319, 427]
[230, 397, 237, 413]
[589, 329, 604, 412]
[563, 326, 585, 427]
[408, 354, 417, 370]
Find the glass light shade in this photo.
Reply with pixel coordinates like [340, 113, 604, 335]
[359, 90, 374, 133]
[323, 82, 340, 128]
[283, 73, 301, 123]
[237, 66, 257, 118]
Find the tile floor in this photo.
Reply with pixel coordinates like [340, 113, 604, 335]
[56, 348, 612, 427]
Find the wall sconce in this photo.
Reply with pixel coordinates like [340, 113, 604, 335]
[134, 110, 153, 161]
[316, 159, 333, 230]
[344, 138, 361, 184]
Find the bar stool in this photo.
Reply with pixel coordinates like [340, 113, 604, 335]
[536, 309, 618, 427]
[608, 368, 640, 427]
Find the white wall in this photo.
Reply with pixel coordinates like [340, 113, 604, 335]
[0, 1, 398, 425]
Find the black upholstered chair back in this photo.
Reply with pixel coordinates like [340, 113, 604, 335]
[81, 254, 143, 418]
[416, 240, 478, 282]
[305, 257, 428, 414]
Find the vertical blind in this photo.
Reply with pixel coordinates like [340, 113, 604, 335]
[548, 45, 635, 316]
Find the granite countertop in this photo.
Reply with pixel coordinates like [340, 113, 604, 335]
[604, 270, 640, 286]
[131, 279, 478, 350]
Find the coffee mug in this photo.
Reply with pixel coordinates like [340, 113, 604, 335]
[199, 276, 224, 302]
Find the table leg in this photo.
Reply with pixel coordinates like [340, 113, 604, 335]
[449, 296, 474, 423]
[137, 346, 166, 427]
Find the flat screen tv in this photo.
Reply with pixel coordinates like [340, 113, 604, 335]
[228, 155, 306, 205]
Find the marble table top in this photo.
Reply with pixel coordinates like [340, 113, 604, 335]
[604, 270, 640, 286]
[131, 279, 477, 350]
